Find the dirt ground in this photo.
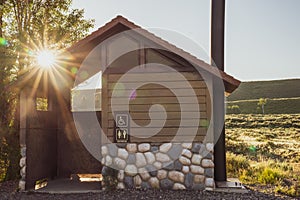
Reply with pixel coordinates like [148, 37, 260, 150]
[0, 181, 298, 200]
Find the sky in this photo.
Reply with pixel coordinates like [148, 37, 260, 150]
[72, 0, 300, 81]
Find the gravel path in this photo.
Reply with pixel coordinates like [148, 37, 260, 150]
[0, 181, 297, 200]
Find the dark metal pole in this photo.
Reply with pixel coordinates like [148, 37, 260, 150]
[211, 0, 227, 181]
[211, 0, 225, 71]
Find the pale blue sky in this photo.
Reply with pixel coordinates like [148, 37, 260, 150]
[72, 0, 300, 81]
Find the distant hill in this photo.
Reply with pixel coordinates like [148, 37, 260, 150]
[226, 98, 300, 114]
[226, 79, 300, 114]
[227, 79, 300, 101]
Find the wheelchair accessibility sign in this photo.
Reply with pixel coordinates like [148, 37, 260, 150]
[115, 112, 130, 142]
[116, 114, 128, 127]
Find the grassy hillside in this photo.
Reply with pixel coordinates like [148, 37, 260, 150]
[226, 79, 300, 114]
[227, 97, 300, 114]
[227, 79, 300, 101]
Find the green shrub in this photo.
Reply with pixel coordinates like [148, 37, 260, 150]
[268, 162, 293, 172]
[227, 105, 241, 114]
[258, 168, 282, 184]
[275, 184, 300, 197]
[0, 127, 20, 182]
[226, 152, 250, 178]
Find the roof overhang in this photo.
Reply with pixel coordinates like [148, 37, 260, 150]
[67, 16, 240, 93]
[11, 15, 241, 93]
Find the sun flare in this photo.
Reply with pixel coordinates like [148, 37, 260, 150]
[36, 50, 56, 69]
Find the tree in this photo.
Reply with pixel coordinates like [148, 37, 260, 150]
[7, 0, 94, 72]
[0, 0, 94, 181]
[0, 0, 19, 181]
[258, 98, 267, 114]
[227, 105, 241, 114]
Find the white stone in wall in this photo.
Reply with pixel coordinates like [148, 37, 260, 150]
[206, 143, 214, 153]
[181, 149, 192, 158]
[105, 155, 112, 166]
[194, 175, 205, 184]
[101, 157, 105, 164]
[173, 183, 186, 190]
[19, 180, 25, 191]
[118, 170, 124, 181]
[182, 166, 190, 174]
[134, 175, 142, 187]
[118, 148, 129, 160]
[144, 152, 155, 164]
[114, 157, 126, 169]
[125, 164, 137, 176]
[136, 153, 147, 168]
[181, 143, 192, 149]
[168, 171, 184, 183]
[20, 166, 26, 177]
[190, 165, 204, 174]
[126, 144, 137, 153]
[149, 177, 160, 188]
[179, 156, 191, 165]
[191, 154, 202, 165]
[101, 180, 105, 188]
[156, 153, 170, 163]
[205, 178, 215, 188]
[159, 143, 172, 153]
[157, 170, 168, 180]
[138, 168, 151, 181]
[153, 161, 162, 169]
[19, 157, 26, 168]
[201, 159, 214, 168]
[117, 182, 125, 189]
[20, 147, 26, 157]
[138, 143, 150, 152]
[101, 146, 108, 156]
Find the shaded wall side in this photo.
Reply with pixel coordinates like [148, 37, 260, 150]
[57, 109, 102, 177]
[25, 111, 58, 190]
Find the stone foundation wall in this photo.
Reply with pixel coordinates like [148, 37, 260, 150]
[19, 142, 215, 191]
[101, 143, 215, 190]
[19, 146, 26, 191]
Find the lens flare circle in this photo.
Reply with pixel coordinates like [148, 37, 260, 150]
[0, 37, 8, 46]
[72, 28, 226, 172]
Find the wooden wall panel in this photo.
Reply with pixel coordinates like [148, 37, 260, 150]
[108, 72, 202, 82]
[110, 97, 206, 105]
[26, 111, 57, 190]
[108, 127, 207, 136]
[108, 81, 207, 90]
[102, 71, 211, 143]
[108, 111, 207, 120]
[57, 115, 101, 178]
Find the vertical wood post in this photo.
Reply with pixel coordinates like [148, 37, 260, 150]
[211, 0, 227, 181]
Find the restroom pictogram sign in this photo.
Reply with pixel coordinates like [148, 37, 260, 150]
[116, 128, 128, 142]
[115, 112, 130, 142]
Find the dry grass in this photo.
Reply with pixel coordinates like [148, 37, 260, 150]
[226, 114, 300, 197]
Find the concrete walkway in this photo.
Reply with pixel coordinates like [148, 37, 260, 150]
[36, 179, 101, 194]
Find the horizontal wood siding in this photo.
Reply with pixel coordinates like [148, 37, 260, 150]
[102, 71, 211, 143]
[108, 72, 202, 82]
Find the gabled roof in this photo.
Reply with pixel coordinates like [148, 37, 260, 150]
[68, 15, 240, 93]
